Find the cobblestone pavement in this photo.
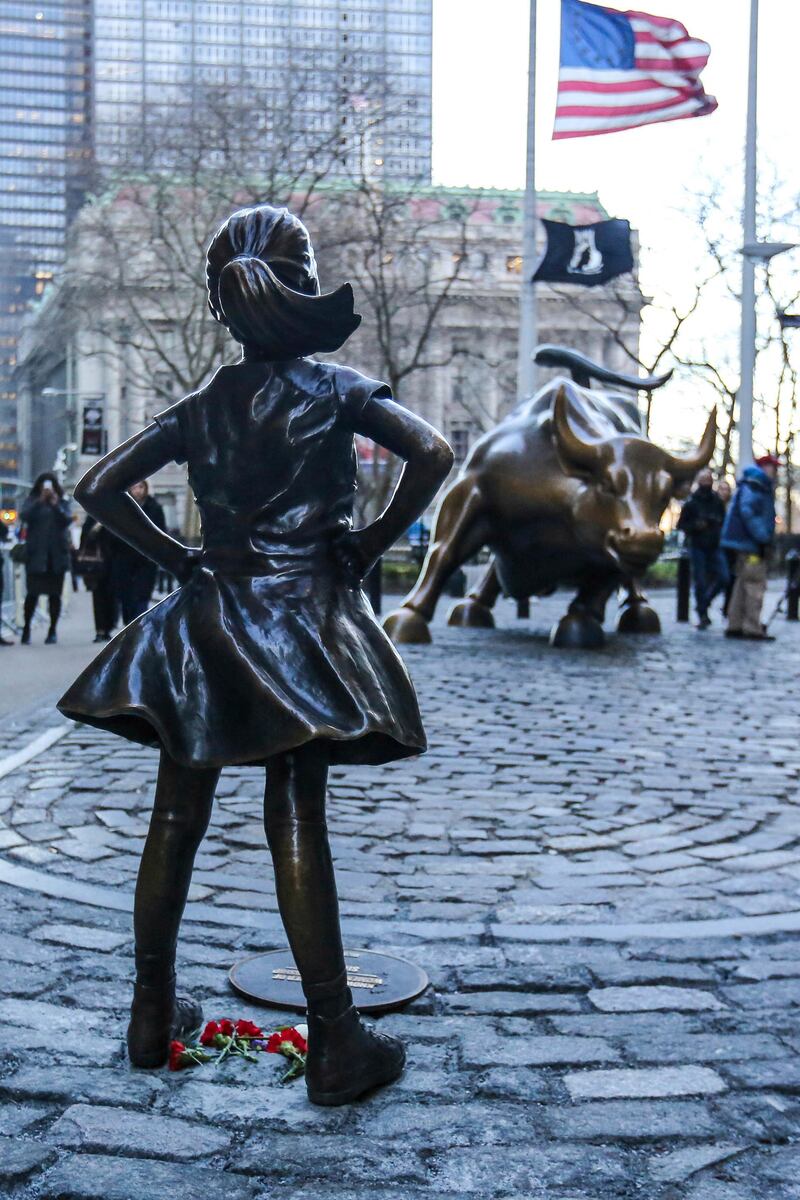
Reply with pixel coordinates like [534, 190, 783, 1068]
[2, 590, 800, 1198]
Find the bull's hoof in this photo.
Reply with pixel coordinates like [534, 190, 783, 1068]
[617, 603, 661, 634]
[550, 612, 605, 649]
[446, 599, 496, 629]
[383, 607, 432, 645]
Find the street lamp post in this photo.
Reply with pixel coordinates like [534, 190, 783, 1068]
[737, 0, 759, 474]
[736, 0, 797, 473]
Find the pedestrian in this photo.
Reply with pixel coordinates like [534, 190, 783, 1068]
[78, 516, 117, 642]
[0, 520, 12, 645]
[59, 204, 453, 1103]
[108, 481, 167, 625]
[721, 453, 779, 641]
[677, 467, 729, 628]
[716, 478, 737, 617]
[19, 472, 71, 645]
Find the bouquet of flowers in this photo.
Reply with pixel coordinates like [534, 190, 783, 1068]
[169, 1017, 308, 1082]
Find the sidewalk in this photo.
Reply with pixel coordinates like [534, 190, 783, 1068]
[0, 588, 100, 722]
[1, 591, 799, 1198]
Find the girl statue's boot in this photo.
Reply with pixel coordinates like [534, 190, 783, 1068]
[303, 973, 405, 1106]
[127, 958, 202, 1069]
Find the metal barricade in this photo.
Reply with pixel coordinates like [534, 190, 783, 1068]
[1, 552, 19, 637]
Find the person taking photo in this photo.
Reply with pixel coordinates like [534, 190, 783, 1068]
[19, 472, 71, 645]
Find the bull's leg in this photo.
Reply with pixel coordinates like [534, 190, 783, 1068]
[617, 576, 661, 634]
[383, 478, 489, 645]
[447, 559, 500, 629]
[550, 577, 616, 649]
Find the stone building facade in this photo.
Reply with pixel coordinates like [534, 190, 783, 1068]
[15, 184, 643, 530]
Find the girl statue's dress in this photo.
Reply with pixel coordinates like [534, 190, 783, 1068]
[59, 357, 426, 769]
[58, 205, 453, 1106]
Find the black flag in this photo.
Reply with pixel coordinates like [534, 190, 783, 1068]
[533, 218, 634, 287]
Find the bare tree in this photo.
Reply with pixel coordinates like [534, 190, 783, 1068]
[29, 83, 390, 531]
[549, 273, 715, 434]
[51, 84, 352, 410]
[30, 81, 560, 543]
[316, 159, 515, 521]
[545, 163, 800, 509]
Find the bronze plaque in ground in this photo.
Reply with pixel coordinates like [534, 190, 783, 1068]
[229, 949, 429, 1014]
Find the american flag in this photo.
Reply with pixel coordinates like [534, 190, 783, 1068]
[554, 0, 717, 140]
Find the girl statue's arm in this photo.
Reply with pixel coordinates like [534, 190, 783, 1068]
[74, 424, 198, 581]
[339, 395, 454, 577]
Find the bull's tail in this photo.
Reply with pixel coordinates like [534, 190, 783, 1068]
[534, 344, 672, 392]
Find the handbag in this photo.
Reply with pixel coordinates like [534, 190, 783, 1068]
[76, 541, 106, 590]
[9, 542, 27, 565]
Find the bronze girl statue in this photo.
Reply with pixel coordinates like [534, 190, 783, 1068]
[59, 205, 453, 1105]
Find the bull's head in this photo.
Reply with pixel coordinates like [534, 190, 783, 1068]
[553, 386, 716, 575]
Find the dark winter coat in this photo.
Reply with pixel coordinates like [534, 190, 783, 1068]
[105, 495, 166, 573]
[720, 466, 776, 556]
[20, 495, 71, 574]
[677, 486, 726, 551]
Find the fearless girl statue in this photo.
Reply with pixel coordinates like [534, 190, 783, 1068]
[59, 205, 453, 1105]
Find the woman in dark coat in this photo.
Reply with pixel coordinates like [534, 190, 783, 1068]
[20, 472, 71, 644]
[59, 205, 453, 1105]
[79, 516, 118, 642]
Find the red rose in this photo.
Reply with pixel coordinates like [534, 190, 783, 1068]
[168, 1040, 187, 1071]
[266, 1027, 308, 1056]
[235, 1019, 263, 1039]
[200, 1018, 237, 1046]
[199, 1020, 221, 1047]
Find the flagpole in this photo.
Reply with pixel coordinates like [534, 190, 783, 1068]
[517, 0, 538, 403]
[737, 0, 759, 473]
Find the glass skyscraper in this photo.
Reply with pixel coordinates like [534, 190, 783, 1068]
[94, 1, 432, 181]
[0, 0, 433, 475]
[0, 2, 91, 476]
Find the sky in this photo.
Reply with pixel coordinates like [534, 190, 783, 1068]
[431, 0, 800, 453]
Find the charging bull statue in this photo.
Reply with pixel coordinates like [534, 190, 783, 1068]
[384, 346, 716, 649]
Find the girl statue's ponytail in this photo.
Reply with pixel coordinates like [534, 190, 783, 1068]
[207, 207, 360, 360]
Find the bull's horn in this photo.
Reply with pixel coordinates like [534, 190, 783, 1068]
[552, 385, 609, 475]
[663, 408, 717, 479]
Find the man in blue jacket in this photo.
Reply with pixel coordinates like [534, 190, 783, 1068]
[721, 454, 779, 641]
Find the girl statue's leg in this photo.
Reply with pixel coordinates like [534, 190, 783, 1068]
[264, 742, 405, 1105]
[127, 750, 219, 1068]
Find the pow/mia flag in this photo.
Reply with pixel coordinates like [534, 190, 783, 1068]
[533, 217, 634, 287]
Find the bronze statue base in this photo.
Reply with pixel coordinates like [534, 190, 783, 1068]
[446, 598, 496, 629]
[617, 602, 661, 634]
[229, 948, 429, 1014]
[382, 607, 432, 644]
[550, 612, 605, 649]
